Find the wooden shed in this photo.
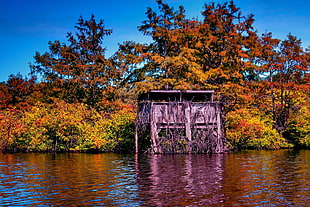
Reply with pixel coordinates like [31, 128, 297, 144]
[135, 90, 227, 153]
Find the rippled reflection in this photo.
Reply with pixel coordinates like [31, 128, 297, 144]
[0, 153, 141, 206]
[135, 154, 225, 206]
[221, 150, 310, 206]
[0, 150, 309, 206]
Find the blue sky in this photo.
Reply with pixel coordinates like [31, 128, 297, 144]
[0, 0, 309, 82]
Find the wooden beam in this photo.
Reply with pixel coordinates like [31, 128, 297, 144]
[185, 103, 192, 142]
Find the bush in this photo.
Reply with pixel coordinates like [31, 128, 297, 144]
[284, 104, 310, 148]
[0, 101, 136, 152]
[225, 108, 292, 150]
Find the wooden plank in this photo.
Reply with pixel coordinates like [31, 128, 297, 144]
[185, 103, 192, 141]
[150, 102, 158, 153]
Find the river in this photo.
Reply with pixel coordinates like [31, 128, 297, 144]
[0, 150, 309, 206]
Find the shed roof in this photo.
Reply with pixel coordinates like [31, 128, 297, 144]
[139, 90, 214, 102]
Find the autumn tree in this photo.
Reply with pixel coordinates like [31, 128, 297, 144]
[0, 82, 11, 109]
[0, 74, 37, 109]
[117, 0, 260, 104]
[198, 1, 258, 84]
[116, 0, 222, 92]
[135, 0, 195, 91]
[196, 0, 261, 112]
[254, 34, 310, 134]
[31, 15, 120, 107]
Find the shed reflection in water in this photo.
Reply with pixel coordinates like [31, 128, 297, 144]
[135, 154, 225, 206]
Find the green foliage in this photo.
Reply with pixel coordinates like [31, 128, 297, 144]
[226, 108, 293, 150]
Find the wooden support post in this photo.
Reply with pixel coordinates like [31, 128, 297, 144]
[216, 104, 222, 153]
[150, 103, 159, 153]
[185, 103, 192, 152]
[150, 122, 157, 153]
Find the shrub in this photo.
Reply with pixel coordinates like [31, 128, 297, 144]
[0, 101, 136, 152]
[225, 108, 292, 150]
[284, 104, 310, 148]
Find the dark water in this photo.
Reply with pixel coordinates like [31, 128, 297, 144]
[0, 150, 309, 206]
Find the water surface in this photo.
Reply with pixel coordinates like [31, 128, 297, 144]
[0, 150, 309, 206]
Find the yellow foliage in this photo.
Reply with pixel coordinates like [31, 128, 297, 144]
[0, 101, 136, 152]
[226, 108, 292, 150]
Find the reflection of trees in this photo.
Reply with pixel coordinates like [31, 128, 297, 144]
[0, 153, 140, 206]
[222, 150, 310, 206]
[273, 150, 310, 204]
[135, 154, 225, 206]
[1, 151, 309, 206]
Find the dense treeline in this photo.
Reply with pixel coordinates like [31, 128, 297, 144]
[0, 0, 309, 152]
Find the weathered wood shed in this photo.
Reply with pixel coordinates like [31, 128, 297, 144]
[135, 90, 227, 154]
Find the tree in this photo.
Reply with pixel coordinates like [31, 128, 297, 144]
[255, 34, 310, 134]
[196, 0, 261, 113]
[0, 82, 11, 109]
[198, 1, 258, 85]
[2, 74, 36, 109]
[117, 0, 260, 99]
[136, 0, 194, 91]
[31, 15, 119, 107]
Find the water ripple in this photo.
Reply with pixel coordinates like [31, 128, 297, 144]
[0, 150, 309, 206]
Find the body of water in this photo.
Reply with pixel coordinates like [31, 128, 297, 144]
[0, 150, 309, 206]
